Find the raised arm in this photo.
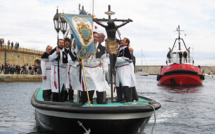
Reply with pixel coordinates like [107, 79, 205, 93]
[93, 19, 107, 28]
[116, 19, 132, 29]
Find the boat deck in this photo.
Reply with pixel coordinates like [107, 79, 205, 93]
[36, 88, 152, 107]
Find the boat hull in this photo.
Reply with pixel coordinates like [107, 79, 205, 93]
[157, 64, 204, 86]
[158, 74, 202, 85]
[31, 88, 161, 134]
[35, 109, 151, 134]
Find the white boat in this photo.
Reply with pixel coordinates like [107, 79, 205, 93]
[135, 50, 149, 76]
[135, 69, 149, 76]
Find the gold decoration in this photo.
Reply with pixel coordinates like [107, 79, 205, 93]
[77, 22, 92, 45]
[105, 38, 117, 54]
[80, 48, 87, 55]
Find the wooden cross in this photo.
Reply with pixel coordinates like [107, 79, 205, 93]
[95, 5, 129, 22]
[105, 5, 115, 20]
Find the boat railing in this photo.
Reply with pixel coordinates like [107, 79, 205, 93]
[166, 57, 194, 65]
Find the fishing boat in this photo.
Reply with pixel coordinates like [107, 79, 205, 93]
[135, 50, 149, 76]
[135, 68, 149, 76]
[157, 25, 204, 86]
[31, 88, 161, 134]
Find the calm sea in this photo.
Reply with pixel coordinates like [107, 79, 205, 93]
[0, 75, 215, 134]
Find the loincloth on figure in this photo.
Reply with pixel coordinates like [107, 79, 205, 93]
[105, 38, 117, 54]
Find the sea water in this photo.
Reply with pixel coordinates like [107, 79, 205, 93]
[0, 75, 215, 134]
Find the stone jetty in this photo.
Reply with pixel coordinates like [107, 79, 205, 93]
[0, 74, 42, 82]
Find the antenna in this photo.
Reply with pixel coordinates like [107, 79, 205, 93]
[176, 25, 184, 40]
[176, 25, 187, 50]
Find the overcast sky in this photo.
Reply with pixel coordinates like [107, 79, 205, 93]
[1, 0, 215, 65]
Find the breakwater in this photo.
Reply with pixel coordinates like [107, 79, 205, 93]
[0, 74, 42, 82]
[0, 65, 214, 82]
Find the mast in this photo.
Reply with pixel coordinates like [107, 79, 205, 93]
[141, 49, 148, 73]
[141, 49, 143, 66]
[172, 25, 188, 51]
[177, 25, 181, 50]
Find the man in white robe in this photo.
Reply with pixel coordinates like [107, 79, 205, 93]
[80, 32, 109, 104]
[65, 38, 82, 103]
[64, 38, 72, 102]
[115, 38, 136, 102]
[41, 45, 52, 101]
[129, 47, 138, 101]
[49, 39, 68, 102]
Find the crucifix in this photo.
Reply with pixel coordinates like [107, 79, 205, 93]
[93, 5, 132, 102]
[94, 5, 132, 40]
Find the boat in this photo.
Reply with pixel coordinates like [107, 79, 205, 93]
[31, 88, 161, 134]
[135, 49, 149, 76]
[157, 25, 204, 86]
[31, 4, 161, 134]
[135, 68, 149, 76]
[204, 74, 215, 78]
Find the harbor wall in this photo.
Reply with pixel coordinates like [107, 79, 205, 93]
[0, 65, 215, 82]
[0, 45, 43, 66]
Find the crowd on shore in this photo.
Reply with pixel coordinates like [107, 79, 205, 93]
[0, 63, 41, 75]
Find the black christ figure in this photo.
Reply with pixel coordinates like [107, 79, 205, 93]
[93, 5, 132, 102]
[93, 7, 132, 74]
[94, 19, 132, 40]
[93, 19, 132, 74]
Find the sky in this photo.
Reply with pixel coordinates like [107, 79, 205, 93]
[1, 0, 215, 66]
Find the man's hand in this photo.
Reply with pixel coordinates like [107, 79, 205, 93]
[79, 61, 82, 65]
[56, 48, 60, 53]
[43, 76, 47, 80]
[127, 18, 133, 22]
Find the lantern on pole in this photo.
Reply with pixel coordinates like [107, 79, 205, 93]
[53, 8, 61, 41]
[53, 7, 62, 102]
[61, 15, 67, 36]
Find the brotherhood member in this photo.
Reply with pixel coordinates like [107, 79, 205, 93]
[49, 39, 68, 102]
[98, 33, 106, 45]
[179, 51, 182, 64]
[65, 38, 82, 103]
[115, 38, 136, 102]
[129, 47, 138, 101]
[116, 39, 121, 49]
[183, 51, 187, 63]
[41, 45, 52, 101]
[80, 32, 109, 104]
[64, 38, 72, 102]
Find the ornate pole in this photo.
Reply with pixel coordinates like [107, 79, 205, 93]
[53, 7, 61, 101]
[81, 60, 91, 106]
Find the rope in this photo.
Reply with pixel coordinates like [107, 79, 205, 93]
[148, 104, 157, 134]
